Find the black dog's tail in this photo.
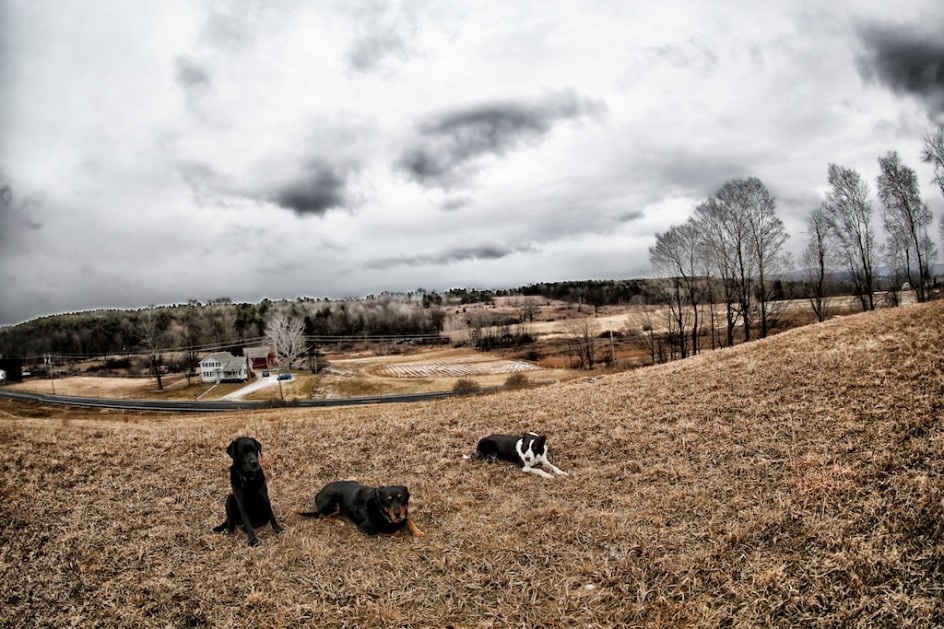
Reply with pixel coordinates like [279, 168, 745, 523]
[298, 511, 322, 518]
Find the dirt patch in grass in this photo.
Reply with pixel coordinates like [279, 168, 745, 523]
[2, 301, 943, 626]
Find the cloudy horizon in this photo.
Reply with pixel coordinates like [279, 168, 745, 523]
[2, 1, 944, 326]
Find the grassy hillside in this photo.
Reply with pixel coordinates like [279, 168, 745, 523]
[1, 301, 942, 627]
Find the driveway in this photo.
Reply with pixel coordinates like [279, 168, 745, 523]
[221, 373, 284, 400]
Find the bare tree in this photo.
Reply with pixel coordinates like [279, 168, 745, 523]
[940, 214, 944, 258]
[173, 303, 204, 386]
[802, 205, 834, 321]
[650, 219, 703, 358]
[565, 318, 597, 369]
[138, 308, 167, 391]
[265, 313, 307, 372]
[625, 311, 664, 365]
[877, 151, 935, 302]
[919, 127, 944, 293]
[922, 125, 944, 200]
[742, 178, 788, 338]
[881, 223, 910, 306]
[693, 198, 741, 347]
[713, 180, 756, 343]
[822, 164, 877, 311]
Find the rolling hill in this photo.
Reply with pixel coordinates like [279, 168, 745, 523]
[1, 300, 942, 627]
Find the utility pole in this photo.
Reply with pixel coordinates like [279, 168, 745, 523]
[46, 354, 55, 394]
[609, 328, 616, 366]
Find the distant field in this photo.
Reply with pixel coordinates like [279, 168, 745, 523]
[6, 347, 575, 401]
[2, 300, 942, 626]
[372, 355, 539, 378]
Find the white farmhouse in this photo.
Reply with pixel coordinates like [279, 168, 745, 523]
[200, 352, 249, 383]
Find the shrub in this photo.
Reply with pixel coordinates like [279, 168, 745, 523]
[504, 372, 529, 388]
[452, 378, 480, 395]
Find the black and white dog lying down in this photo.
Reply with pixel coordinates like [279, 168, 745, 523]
[475, 432, 567, 479]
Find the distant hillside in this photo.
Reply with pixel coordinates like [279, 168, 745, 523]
[1, 300, 942, 626]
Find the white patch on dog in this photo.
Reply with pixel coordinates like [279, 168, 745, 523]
[516, 432, 567, 479]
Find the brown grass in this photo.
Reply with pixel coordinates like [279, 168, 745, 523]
[2, 301, 943, 627]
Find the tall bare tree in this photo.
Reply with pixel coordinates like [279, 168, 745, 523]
[138, 307, 168, 391]
[922, 125, 944, 200]
[564, 318, 598, 369]
[170, 302, 205, 386]
[693, 198, 740, 347]
[742, 178, 788, 338]
[714, 180, 757, 342]
[921, 126, 944, 277]
[802, 205, 834, 321]
[822, 164, 877, 311]
[265, 313, 307, 372]
[877, 151, 934, 302]
[650, 219, 703, 358]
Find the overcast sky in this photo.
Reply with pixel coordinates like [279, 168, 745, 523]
[2, 1, 944, 325]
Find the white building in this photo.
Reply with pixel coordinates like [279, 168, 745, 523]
[199, 352, 249, 383]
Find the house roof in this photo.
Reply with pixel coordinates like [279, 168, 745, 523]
[244, 346, 274, 359]
[200, 352, 246, 372]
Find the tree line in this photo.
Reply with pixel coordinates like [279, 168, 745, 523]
[0, 296, 447, 362]
[650, 127, 944, 361]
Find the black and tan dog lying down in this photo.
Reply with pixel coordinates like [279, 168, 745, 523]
[300, 480, 425, 537]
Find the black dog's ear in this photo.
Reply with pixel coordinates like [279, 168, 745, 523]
[226, 440, 237, 459]
[534, 435, 547, 450]
[251, 438, 262, 455]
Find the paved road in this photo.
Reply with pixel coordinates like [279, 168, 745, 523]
[0, 387, 494, 413]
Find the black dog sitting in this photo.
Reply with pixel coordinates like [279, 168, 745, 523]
[213, 437, 283, 546]
[300, 480, 424, 537]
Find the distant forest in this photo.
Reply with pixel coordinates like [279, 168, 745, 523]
[0, 277, 847, 363]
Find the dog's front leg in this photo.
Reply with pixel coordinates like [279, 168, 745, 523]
[543, 462, 567, 476]
[406, 518, 426, 537]
[234, 498, 259, 546]
[522, 465, 555, 479]
[265, 499, 283, 534]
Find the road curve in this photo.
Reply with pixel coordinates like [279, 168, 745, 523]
[0, 387, 497, 412]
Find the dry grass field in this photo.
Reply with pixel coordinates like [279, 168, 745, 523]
[8, 348, 579, 402]
[2, 301, 943, 627]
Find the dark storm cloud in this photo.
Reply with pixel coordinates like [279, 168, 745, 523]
[399, 90, 606, 187]
[272, 162, 350, 216]
[367, 243, 534, 269]
[616, 210, 645, 223]
[176, 158, 354, 217]
[857, 24, 944, 116]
